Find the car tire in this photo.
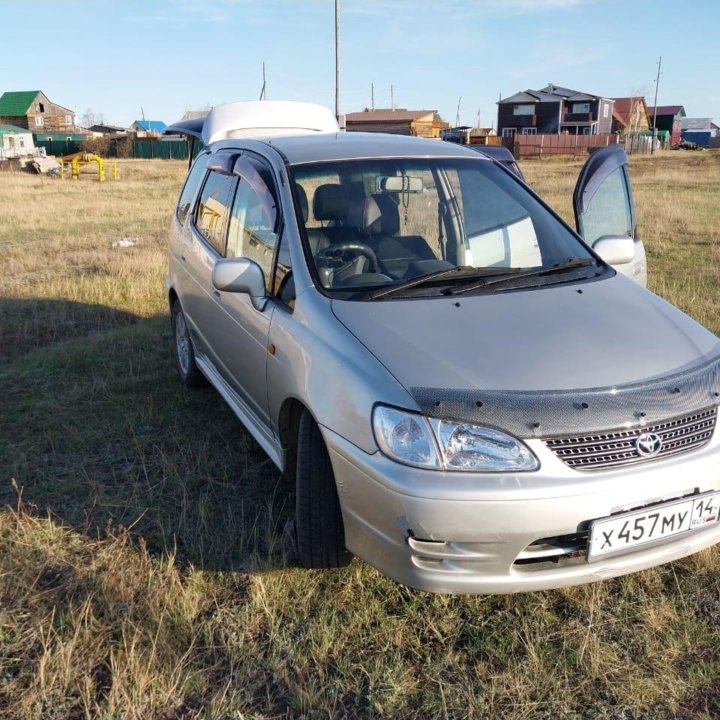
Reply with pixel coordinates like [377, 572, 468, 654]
[171, 300, 206, 388]
[295, 409, 351, 568]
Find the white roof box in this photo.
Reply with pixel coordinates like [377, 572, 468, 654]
[201, 100, 340, 145]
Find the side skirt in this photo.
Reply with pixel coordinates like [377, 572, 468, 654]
[195, 353, 285, 471]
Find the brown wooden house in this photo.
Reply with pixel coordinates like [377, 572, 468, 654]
[344, 109, 448, 138]
[0, 90, 80, 134]
[611, 97, 651, 135]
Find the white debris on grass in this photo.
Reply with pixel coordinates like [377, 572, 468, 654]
[112, 237, 141, 248]
[29, 156, 61, 175]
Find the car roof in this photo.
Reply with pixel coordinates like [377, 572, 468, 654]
[248, 132, 487, 165]
[468, 144, 517, 163]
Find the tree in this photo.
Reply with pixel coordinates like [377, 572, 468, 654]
[80, 108, 106, 128]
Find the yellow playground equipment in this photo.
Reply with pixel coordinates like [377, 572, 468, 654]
[59, 152, 118, 182]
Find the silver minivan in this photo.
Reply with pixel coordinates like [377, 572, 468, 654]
[166, 101, 720, 594]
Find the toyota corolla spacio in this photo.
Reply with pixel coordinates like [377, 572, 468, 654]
[164, 101, 720, 593]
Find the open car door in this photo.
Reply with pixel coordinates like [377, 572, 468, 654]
[573, 144, 647, 287]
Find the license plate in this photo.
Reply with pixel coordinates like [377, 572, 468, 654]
[587, 491, 720, 561]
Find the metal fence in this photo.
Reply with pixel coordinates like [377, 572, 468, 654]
[36, 139, 83, 156]
[123, 139, 191, 159]
[34, 138, 194, 160]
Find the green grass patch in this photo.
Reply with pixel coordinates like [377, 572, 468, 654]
[1, 154, 720, 718]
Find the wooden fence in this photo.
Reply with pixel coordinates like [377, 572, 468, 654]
[505, 133, 619, 158]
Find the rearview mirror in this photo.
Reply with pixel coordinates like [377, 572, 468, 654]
[592, 235, 635, 266]
[377, 175, 423, 193]
[212, 257, 267, 310]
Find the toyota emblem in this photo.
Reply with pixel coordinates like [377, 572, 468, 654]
[636, 432, 663, 457]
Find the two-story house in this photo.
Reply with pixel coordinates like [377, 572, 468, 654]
[0, 90, 80, 135]
[497, 84, 614, 138]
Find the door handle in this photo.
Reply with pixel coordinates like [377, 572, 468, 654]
[212, 290, 221, 299]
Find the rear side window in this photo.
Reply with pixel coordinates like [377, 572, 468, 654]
[194, 171, 237, 254]
[176, 153, 211, 225]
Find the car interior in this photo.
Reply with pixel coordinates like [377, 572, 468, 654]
[295, 178, 454, 290]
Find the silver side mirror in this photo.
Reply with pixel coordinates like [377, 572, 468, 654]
[592, 235, 635, 266]
[212, 257, 267, 310]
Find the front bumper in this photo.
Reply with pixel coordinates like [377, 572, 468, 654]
[322, 425, 720, 594]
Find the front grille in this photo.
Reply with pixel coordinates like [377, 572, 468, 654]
[546, 407, 717, 471]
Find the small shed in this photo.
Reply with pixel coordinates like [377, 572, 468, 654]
[647, 105, 686, 146]
[680, 118, 716, 147]
[88, 123, 126, 136]
[0, 124, 36, 159]
[344, 109, 448, 138]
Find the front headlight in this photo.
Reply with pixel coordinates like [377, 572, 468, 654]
[429, 418, 539, 472]
[372, 406, 538, 472]
[372, 406, 439, 469]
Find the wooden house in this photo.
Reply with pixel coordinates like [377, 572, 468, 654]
[344, 109, 448, 138]
[0, 90, 80, 135]
[611, 97, 651, 135]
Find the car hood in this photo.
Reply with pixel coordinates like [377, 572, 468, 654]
[331, 275, 720, 436]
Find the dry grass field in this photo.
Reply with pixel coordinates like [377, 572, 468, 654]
[1, 151, 720, 719]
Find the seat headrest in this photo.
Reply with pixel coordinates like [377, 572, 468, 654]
[313, 184, 347, 222]
[344, 181, 366, 230]
[294, 183, 309, 223]
[361, 194, 400, 236]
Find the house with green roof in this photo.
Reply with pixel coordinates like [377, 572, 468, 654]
[0, 124, 37, 159]
[0, 90, 82, 136]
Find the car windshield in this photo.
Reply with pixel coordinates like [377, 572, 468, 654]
[291, 157, 597, 298]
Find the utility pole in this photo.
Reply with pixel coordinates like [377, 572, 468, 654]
[259, 62, 267, 100]
[651, 55, 662, 154]
[455, 96, 461, 127]
[391, 85, 394, 111]
[371, 83, 375, 111]
[335, 0, 340, 122]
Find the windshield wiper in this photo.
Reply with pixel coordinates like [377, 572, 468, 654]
[443, 257, 596, 296]
[366, 265, 518, 301]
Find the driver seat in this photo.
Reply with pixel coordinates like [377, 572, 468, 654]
[311, 184, 371, 285]
[360, 194, 435, 277]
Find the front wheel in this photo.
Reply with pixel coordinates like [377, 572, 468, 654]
[171, 301, 206, 388]
[295, 410, 351, 568]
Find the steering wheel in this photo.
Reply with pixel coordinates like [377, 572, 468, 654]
[316, 241, 380, 274]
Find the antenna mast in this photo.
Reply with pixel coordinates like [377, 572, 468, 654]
[335, 0, 341, 121]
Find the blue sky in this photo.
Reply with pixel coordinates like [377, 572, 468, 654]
[2, 0, 718, 127]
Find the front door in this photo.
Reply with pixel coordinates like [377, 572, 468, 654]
[573, 144, 647, 286]
[202, 155, 280, 428]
